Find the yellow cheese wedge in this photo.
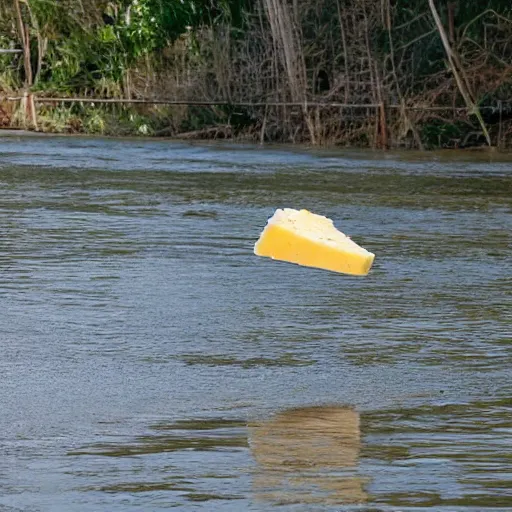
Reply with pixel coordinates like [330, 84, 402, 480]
[254, 208, 375, 276]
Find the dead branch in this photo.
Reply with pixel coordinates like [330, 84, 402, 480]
[428, 0, 491, 146]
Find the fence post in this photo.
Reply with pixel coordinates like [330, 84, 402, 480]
[498, 100, 503, 150]
[379, 101, 388, 149]
[260, 104, 268, 145]
[21, 91, 38, 130]
[21, 91, 28, 128]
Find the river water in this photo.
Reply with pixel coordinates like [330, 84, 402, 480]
[0, 134, 510, 512]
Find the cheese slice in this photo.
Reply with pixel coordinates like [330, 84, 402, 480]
[254, 208, 375, 276]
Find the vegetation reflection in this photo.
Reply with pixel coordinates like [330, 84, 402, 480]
[249, 405, 368, 506]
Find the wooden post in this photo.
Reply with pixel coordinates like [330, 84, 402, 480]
[18, 92, 38, 131]
[21, 91, 28, 129]
[498, 100, 503, 150]
[260, 104, 268, 144]
[379, 102, 388, 149]
[28, 94, 38, 130]
[373, 106, 379, 149]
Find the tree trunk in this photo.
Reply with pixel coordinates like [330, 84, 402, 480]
[14, 0, 32, 87]
[262, 0, 317, 144]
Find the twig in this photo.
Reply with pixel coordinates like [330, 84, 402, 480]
[428, 0, 491, 146]
[394, 12, 429, 31]
[395, 29, 437, 52]
[460, 9, 512, 43]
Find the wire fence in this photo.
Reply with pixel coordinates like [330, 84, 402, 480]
[2, 95, 512, 112]
[1, 93, 511, 148]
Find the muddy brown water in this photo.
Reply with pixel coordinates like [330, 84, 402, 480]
[0, 134, 511, 511]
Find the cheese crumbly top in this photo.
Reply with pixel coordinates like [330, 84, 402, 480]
[268, 208, 372, 255]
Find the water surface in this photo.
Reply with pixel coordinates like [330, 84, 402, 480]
[0, 134, 511, 511]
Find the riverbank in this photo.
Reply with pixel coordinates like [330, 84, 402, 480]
[2, 1, 511, 152]
[2, 94, 512, 150]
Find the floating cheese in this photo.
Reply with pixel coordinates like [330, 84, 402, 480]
[254, 208, 375, 276]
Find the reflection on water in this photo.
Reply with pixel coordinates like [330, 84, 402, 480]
[69, 419, 248, 504]
[364, 397, 512, 509]
[72, 420, 248, 458]
[249, 406, 368, 506]
[70, 407, 369, 508]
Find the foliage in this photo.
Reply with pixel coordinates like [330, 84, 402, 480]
[0, 0, 511, 148]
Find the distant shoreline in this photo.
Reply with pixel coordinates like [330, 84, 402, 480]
[1, 127, 509, 157]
